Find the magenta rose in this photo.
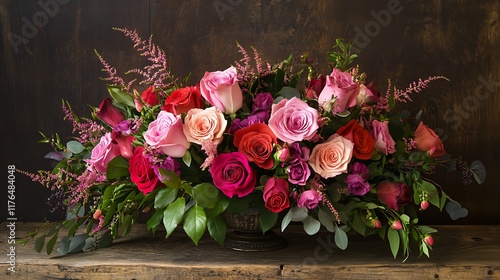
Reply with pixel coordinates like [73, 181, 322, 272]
[263, 177, 290, 213]
[87, 132, 121, 173]
[318, 68, 360, 114]
[210, 152, 256, 198]
[305, 75, 326, 99]
[200, 66, 243, 114]
[286, 161, 311, 186]
[96, 98, 125, 127]
[297, 189, 322, 209]
[144, 111, 190, 157]
[376, 181, 412, 210]
[268, 97, 319, 144]
[371, 120, 396, 155]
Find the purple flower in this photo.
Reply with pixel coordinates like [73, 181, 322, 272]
[288, 143, 310, 163]
[297, 189, 322, 209]
[350, 162, 369, 180]
[346, 174, 371, 196]
[252, 92, 273, 112]
[153, 157, 181, 182]
[286, 161, 311, 186]
[229, 113, 268, 134]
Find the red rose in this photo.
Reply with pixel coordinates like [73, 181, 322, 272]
[233, 123, 277, 169]
[129, 146, 159, 194]
[263, 177, 290, 213]
[142, 86, 160, 106]
[306, 75, 326, 99]
[337, 119, 375, 160]
[163, 85, 203, 115]
[414, 121, 446, 158]
[96, 98, 125, 127]
[376, 181, 412, 211]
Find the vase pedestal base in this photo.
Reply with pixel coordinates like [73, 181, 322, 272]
[224, 230, 288, 252]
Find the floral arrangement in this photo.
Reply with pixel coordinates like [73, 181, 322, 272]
[22, 28, 485, 260]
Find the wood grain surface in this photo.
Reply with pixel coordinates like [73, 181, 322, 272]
[0, 0, 499, 224]
[0, 222, 499, 279]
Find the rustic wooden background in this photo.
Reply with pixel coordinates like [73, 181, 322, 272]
[1, 0, 498, 224]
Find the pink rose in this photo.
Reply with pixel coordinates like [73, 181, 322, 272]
[371, 120, 396, 155]
[96, 98, 125, 127]
[346, 174, 371, 196]
[308, 134, 354, 179]
[318, 68, 360, 114]
[376, 181, 412, 211]
[210, 152, 256, 198]
[268, 97, 319, 144]
[414, 121, 446, 158]
[263, 177, 290, 213]
[297, 189, 322, 209]
[144, 111, 190, 157]
[183, 107, 227, 145]
[356, 84, 378, 106]
[200, 66, 243, 114]
[87, 133, 121, 173]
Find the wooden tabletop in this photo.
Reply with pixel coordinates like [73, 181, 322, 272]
[1, 222, 499, 279]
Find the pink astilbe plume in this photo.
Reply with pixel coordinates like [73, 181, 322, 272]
[115, 28, 176, 93]
[234, 43, 273, 94]
[62, 101, 105, 145]
[374, 76, 448, 114]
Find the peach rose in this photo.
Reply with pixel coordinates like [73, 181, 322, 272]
[308, 134, 354, 179]
[414, 121, 446, 158]
[183, 107, 227, 145]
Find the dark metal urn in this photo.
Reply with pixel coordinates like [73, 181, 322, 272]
[222, 208, 287, 252]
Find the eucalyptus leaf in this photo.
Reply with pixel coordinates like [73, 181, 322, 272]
[470, 160, 486, 184]
[46, 233, 59, 255]
[445, 200, 468, 220]
[57, 236, 70, 255]
[318, 208, 335, 232]
[67, 234, 87, 254]
[281, 209, 292, 232]
[334, 225, 348, 250]
[302, 216, 321, 235]
[66, 140, 85, 154]
[34, 234, 46, 253]
[291, 206, 308, 222]
[278, 86, 301, 99]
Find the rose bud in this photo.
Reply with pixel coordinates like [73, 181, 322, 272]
[93, 209, 102, 220]
[424, 235, 434, 246]
[372, 220, 382, 229]
[420, 200, 430, 210]
[392, 220, 403, 230]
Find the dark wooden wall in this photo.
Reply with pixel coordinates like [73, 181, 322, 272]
[1, 0, 499, 224]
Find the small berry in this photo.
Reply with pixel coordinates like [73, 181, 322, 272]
[93, 209, 102, 220]
[420, 201, 430, 210]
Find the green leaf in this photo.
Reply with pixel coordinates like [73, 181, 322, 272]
[420, 180, 440, 208]
[278, 86, 301, 99]
[46, 232, 59, 255]
[388, 228, 400, 259]
[259, 208, 278, 233]
[107, 85, 135, 107]
[205, 197, 229, 218]
[281, 209, 292, 232]
[163, 197, 186, 238]
[400, 214, 410, 225]
[106, 156, 130, 180]
[98, 231, 114, 249]
[66, 141, 85, 154]
[183, 204, 207, 245]
[154, 188, 179, 209]
[422, 241, 430, 257]
[225, 193, 254, 213]
[103, 203, 117, 227]
[417, 225, 438, 234]
[34, 234, 46, 253]
[192, 183, 219, 209]
[291, 206, 308, 222]
[207, 215, 226, 246]
[351, 214, 366, 236]
[182, 150, 192, 167]
[67, 234, 86, 254]
[147, 209, 164, 234]
[334, 225, 348, 250]
[68, 217, 86, 237]
[121, 215, 134, 236]
[159, 168, 182, 189]
[302, 216, 321, 235]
